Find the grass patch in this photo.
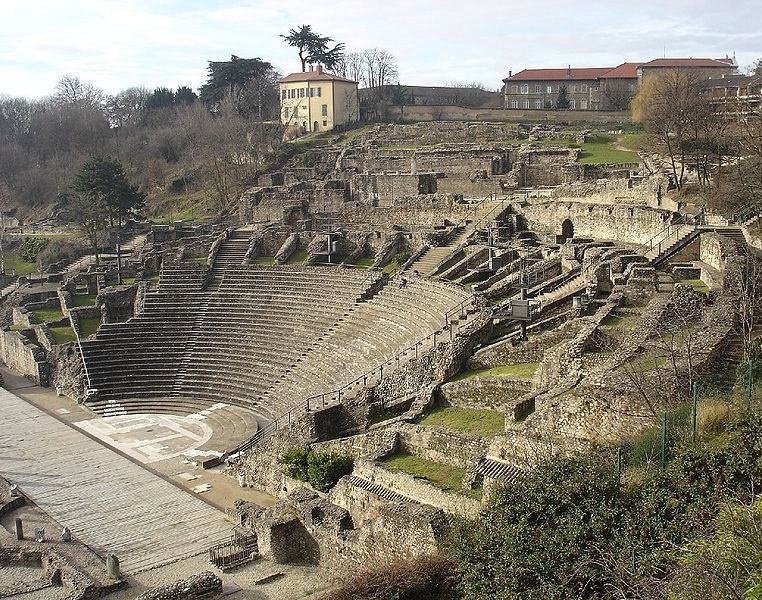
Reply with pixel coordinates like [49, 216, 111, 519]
[352, 256, 376, 269]
[678, 278, 711, 294]
[150, 274, 160, 282]
[252, 256, 275, 265]
[454, 362, 539, 381]
[419, 406, 505, 437]
[578, 142, 640, 165]
[3, 254, 39, 275]
[32, 308, 64, 323]
[186, 257, 208, 264]
[107, 277, 136, 286]
[285, 249, 308, 265]
[48, 326, 76, 345]
[79, 317, 100, 338]
[382, 261, 398, 275]
[601, 312, 639, 328]
[9, 323, 26, 331]
[336, 124, 375, 146]
[617, 352, 668, 374]
[71, 293, 96, 307]
[380, 452, 481, 500]
[617, 132, 646, 151]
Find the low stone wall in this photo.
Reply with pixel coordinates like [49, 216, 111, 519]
[0, 331, 49, 384]
[439, 376, 532, 411]
[397, 423, 490, 470]
[353, 460, 480, 518]
[382, 105, 631, 124]
[135, 572, 222, 600]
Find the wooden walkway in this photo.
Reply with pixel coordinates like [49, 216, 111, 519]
[0, 388, 232, 573]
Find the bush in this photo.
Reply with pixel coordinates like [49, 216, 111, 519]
[280, 448, 353, 493]
[38, 237, 87, 266]
[444, 411, 762, 599]
[19, 236, 49, 263]
[320, 555, 458, 600]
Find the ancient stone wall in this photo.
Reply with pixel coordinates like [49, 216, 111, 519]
[518, 200, 675, 244]
[0, 331, 48, 384]
[397, 423, 490, 469]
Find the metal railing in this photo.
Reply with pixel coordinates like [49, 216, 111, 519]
[632, 215, 691, 259]
[71, 314, 93, 395]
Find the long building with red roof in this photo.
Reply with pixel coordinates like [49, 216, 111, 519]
[502, 57, 737, 111]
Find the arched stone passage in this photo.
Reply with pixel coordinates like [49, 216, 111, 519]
[313, 121, 320, 132]
[561, 218, 574, 240]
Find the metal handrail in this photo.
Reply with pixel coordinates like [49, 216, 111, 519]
[70, 314, 93, 393]
[632, 214, 691, 258]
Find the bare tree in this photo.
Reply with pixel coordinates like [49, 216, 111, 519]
[632, 71, 704, 190]
[53, 75, 104, 108]
[335, 51, 364, 84]
[361, 48, 399, 91]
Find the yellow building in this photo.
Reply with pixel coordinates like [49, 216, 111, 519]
[279, 66, 360, 136]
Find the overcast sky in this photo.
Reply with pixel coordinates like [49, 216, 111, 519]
[2, 0, 761, 98]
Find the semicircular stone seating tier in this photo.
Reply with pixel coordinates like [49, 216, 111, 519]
[80, 264, 474, 424]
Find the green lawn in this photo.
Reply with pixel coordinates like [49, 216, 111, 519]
[252, 256, 275, 265]
[285, 249, 308, 265]
[419, 406, 505, 437]
[336, 124, 375, 146]
[9, 323, 26, 331]
[48, 326, 76, 345]
[71, 294, 96, 307]
[380, 452, 481, 500]
[186, 257, 208, 264]
[79, 317, 100, 338]
[382, 262, 398, 275]
[577, 142, 640, 164]
[150, 274, 160, 282]
[31, 308, 64, 323]
[679, 278, 711, 294]
[617, 353, 668, 374]
[454, 362, 539, 381]
[4, 254, 38, 276]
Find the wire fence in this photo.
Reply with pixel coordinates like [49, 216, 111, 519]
[611, 365, 758, 481]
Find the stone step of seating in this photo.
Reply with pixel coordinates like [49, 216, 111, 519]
[475, 457, 524, 483]
[344, 475, 420, 504]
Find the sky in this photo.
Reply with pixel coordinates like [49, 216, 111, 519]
[1, 0, 761, 99]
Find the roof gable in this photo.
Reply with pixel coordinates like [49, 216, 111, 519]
[279, 71, 357, 84]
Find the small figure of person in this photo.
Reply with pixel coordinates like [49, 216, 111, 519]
[224, 228, 230, 241]
[399, 277, 408, 289]
[61, 527, 72, 542]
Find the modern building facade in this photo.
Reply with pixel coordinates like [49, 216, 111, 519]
[279, 66, 359, 135]
[503, 57, 738, 111]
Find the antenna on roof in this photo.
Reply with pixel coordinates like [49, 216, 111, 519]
[663, 44, 666, 58]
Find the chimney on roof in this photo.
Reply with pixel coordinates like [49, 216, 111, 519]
[568, 64, 572, 78]
[316, 65, 323, 74]
[509, 70, 512, 77]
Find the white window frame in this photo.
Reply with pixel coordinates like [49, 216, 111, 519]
[535, 84, 541, 93]
[569, 99, 576, 109]
[581, 84, 588, 92]
[510, 99, 519, 109]
[511, 85, 519, 94]
[520, 84, 529, 94]
[580, 99, 588, 110]
[534, 99, 543, 109]
[547, 85, 553, 93]
[522, 99, 530, 109]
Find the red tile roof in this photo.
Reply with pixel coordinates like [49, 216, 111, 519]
[503, 67, 613, 82]
[279, 71, 357, 84]
[640, 58, 735, 69]
[600, 62, 644, 78]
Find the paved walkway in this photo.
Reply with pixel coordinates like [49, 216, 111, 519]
[0, 387, 233, 574]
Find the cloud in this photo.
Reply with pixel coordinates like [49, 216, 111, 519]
[0, 0, 759, 98]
